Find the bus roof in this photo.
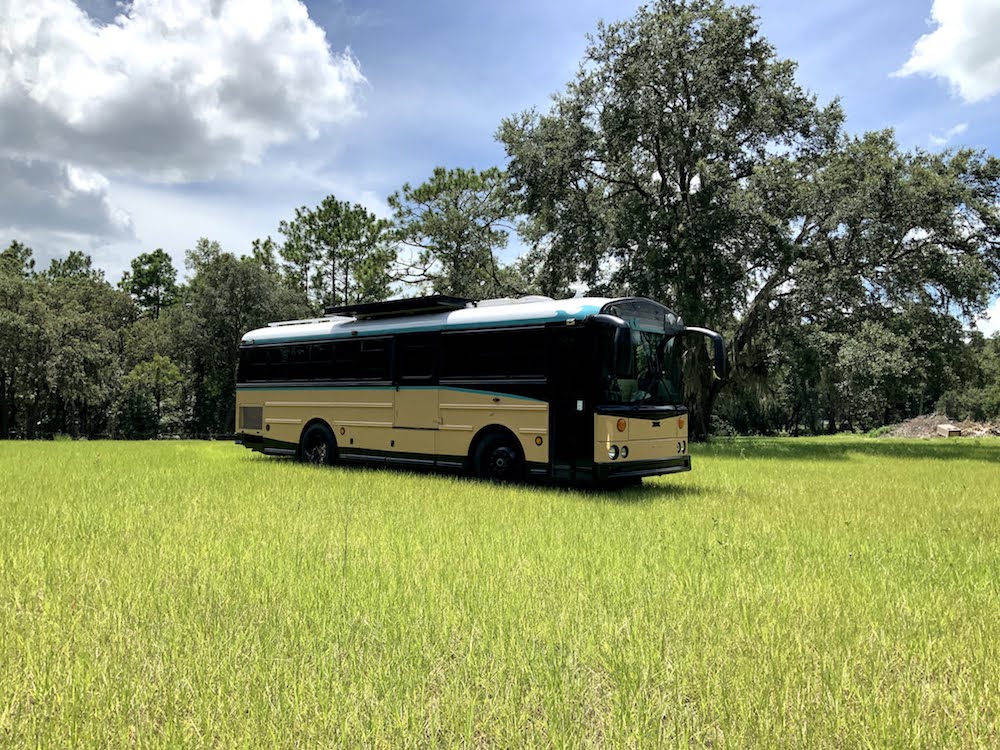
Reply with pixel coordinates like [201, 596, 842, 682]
[241, 296, 619, 346]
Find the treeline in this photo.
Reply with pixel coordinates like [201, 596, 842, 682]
[3, 0, 1000, 440]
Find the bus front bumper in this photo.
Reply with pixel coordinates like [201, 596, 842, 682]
[595, 455, 691, 480]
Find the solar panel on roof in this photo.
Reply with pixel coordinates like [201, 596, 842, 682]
[323, 295, 473, 320]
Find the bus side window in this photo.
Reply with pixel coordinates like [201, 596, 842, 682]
[268, 347, 290, 381]
[359, 339, 391, 380]
[441, 329, 544, 380]
[288, 344, 310, 380]
[508, 329, 545, 378]
[331, 340, 360, 381]
[397, 335, 436, 382]
[239, 348, 270, 382]
[310, 343, 332, 380]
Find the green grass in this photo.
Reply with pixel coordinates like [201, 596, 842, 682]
[1, 437, 998, 748]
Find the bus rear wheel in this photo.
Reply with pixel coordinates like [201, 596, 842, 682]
[299, 423, 336, 466]
[474, 432, 524, 483]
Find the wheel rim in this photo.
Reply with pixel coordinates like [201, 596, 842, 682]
[488, 446, 519, 481]
[306, 436, 328, 465]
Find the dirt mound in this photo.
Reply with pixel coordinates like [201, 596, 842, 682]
[884, 413, 1000, 438]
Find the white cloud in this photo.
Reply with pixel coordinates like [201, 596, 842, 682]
[895, 0, 1000, 103]
[0, 0, 365, 181]
[928, 122, 968, 147]
[0, 155, 134, 242]
[977, 297, 1000, 337]
[0, 0, 365, 255]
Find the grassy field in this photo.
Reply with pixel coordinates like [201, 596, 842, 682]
[1, 438, 998, 748]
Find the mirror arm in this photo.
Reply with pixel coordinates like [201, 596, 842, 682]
[681, 326, 727, 381]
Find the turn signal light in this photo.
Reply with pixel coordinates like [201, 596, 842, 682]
[616, 418, 627, 432]
[678, 417, 685, 429]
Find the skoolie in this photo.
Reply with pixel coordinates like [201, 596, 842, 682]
[235, 295, 724, 483]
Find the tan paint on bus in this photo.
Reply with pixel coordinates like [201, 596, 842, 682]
[237, 386, 549, 463]
[593, 413, 688, 463]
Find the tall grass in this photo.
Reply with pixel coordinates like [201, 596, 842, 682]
[1, 437, 998, 747]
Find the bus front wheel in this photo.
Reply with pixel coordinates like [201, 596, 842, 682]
[473, 432, 524, 483]
[299, 423, 336, 466]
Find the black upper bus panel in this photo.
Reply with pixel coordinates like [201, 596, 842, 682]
[324, 295, 474, 320]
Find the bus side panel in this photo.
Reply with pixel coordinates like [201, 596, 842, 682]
[236, 386, 395, 450]
[237, 384, 550, 467]
[436, 386, 549, 466]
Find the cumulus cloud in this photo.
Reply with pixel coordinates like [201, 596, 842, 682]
[928, 122, 968, 147]
[895, 0, 1000, 103]
[0, 0, 364, 252]
[0, 156, 134, 238]
[0, 0, 365, 181]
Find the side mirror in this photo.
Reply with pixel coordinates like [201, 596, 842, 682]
[682, 326, 727, 381]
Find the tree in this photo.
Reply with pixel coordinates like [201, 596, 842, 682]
[388, 167, 521, 298]
[0, 242, 38, 436]
[120, 249, 178, 319]
[116, 354, 183, 437]
[250, 236, 281, 275]
[173, 239, 310, 434]
[45, 250, 105, 281]
[499, 0, 826, 435]
[500, 0, 1000, 437]
[278, 197, 394, 308]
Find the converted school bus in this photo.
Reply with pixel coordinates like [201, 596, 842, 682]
[235, 295, 724, 484]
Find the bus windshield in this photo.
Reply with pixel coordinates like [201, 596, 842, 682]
[600, 328, 684, 406]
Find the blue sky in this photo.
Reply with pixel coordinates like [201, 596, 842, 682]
[2, 0, 999, 328]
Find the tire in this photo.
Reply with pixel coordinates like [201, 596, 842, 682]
[299, 423, 336, 466]
[473, 431, 524, 483]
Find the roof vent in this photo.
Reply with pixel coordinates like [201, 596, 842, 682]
[267, 318, 337, 327]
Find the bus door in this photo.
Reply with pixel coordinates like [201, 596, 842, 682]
[394, 333, 439, 429]
[548, 326, 594, 480]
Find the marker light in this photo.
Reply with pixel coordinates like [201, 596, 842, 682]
[608, 445, 620, 460]
[616, 418, 627, 432]
[535, 436, 543, 446]
[678, 417, 685, 429]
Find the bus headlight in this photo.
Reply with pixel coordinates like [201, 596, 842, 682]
[621, 445, 629, 458]
[608, 445, 619, 460]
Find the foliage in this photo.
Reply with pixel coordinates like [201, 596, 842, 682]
[119, 248, 178, 319]
[0, 235, 312, 438]
[115, 354, 183, 437]
[3, 1, 1000, 439]
[278, 196, 394, 308]
[388, 166, 522, 298]
[499, 0, 835, 435]
[936, 332, 1000, 421]
[174, 239, 310, 435]
[499, 0, 1000, 437]
[1, 439, 998, 747]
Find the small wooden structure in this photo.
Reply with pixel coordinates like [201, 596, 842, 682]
[936, 423, 962, 438]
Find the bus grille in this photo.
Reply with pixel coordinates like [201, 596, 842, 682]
[240, 406, 263, 431]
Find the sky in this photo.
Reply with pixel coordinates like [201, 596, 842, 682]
[2, 0, 1000, 332]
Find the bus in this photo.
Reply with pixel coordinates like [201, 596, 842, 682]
[235, 295, 725, 483]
